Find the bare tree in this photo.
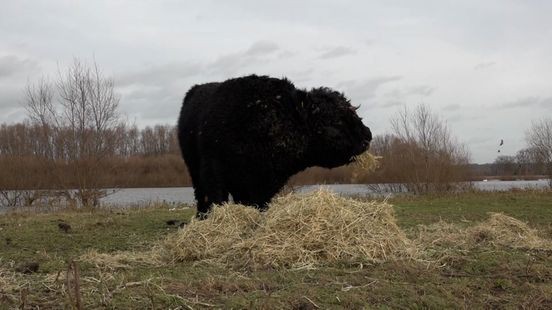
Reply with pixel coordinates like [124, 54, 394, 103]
[526, 118, 552, 185]
[385, 104, 471, 193]
[494, 155, 516, 176]
[25, 58, 124, 207]
[515, 147, 544, 176]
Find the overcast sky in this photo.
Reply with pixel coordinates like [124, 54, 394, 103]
[1, 0, 551, 163]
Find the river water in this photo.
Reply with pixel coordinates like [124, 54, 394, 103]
[101, 179, 550, 206]
[1, 180, 548, 212]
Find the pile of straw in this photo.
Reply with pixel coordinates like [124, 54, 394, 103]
[164, 190, 414, 269]
[164, 203, 262, 263]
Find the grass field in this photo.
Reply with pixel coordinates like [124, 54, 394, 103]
[1, 190, 551, 309]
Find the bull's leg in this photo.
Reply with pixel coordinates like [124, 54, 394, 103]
[183, 155, 208, 217]
[198, 158, 228, 218]
[194, 186, 208, 216]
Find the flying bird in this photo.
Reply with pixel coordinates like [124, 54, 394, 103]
[499, 139, 504, 146]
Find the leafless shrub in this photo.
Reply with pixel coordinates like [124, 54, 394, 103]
[526, 118, 552, 186]
[371, 104, 472, 193]
[24, 58, 125, 207]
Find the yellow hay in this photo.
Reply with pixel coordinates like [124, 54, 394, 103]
[468, 213, 551, 249]
[165, 190, 414, 269]
[416, 213, 552, 254]
[164, 203, 262, 262]
[352, 152, 381, 172]
[79, 193, 551, 271]
[79, 249, 162, 270]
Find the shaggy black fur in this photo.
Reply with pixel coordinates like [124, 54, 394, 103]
[178, 75, 372, 218]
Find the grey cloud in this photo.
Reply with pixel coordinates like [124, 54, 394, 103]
[474, 61, 496, 70]
[319, 46, 356, 59]
[501, 96, 552, 109]
[116, 62, 203, 87]
[467, 136, 493, 145]
[120, 86, 182, 121]
[442, 103, 461, 111]
[407, 85, 434, 97]
[0, 86, 23, 109]
[0, 55, 38, 79]
[541, 97, 552, 108]
[287, 68, 315, 84]
[337, 76, 402, 103]
[378, 85, 432, 108]
[381, 100, 404, 108]
[364, 39, 375, 46]
[382, 88, 402, 99]
[244, 41, 279, 57]
[0, 107, 26, 124]
[135, 101, 180, 121]
[447, 113, 468, 123]
[277, 50, 296, 59]
[208, 41, 280, 76]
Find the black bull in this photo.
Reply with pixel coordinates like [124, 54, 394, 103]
[177, 75, 372, 218]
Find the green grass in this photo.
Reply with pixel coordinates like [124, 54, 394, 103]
[1, 190, 551, 309]
[390, 190, 552, 237]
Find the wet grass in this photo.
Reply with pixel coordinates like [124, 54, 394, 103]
[1, 190, 551, 309]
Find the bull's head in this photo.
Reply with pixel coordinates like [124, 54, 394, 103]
[301, 87, 372, 168]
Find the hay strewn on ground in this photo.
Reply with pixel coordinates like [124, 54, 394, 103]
[415, 212, 552, 262]
[79, 249, 163, 270]
[164, 190, 414, 269]
[0, 267, 23, 299]
[469, 212, 551, 249]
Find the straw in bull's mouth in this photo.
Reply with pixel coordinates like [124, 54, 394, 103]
[351, 151, 381, 172]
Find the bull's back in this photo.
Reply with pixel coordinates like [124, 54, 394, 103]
[178, 83, 220, 134]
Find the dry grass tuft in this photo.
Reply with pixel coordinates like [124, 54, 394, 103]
[164, 190, 414, 269]
[0, 267, 24, 303]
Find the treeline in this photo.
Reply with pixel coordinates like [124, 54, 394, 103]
[4, 105, 546, 192]
[0, 122, 179, 159]
[0, 122, 189, 189]
[471, 150, 550, 179]
[0, 119, 470, 190]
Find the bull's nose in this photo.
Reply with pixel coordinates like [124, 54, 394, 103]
[365, 127, 372, 141]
